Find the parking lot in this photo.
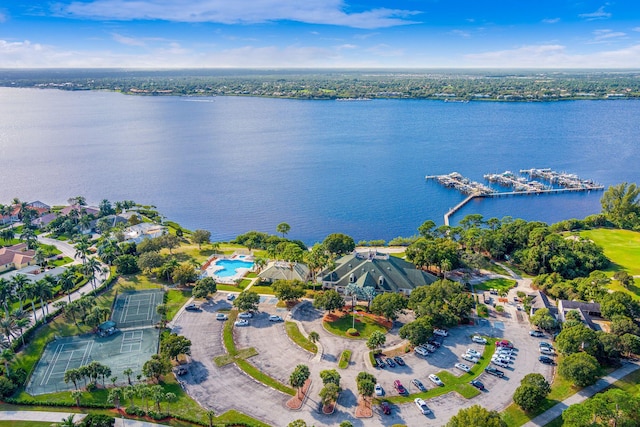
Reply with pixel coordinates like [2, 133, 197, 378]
[173, 292, 555, 426]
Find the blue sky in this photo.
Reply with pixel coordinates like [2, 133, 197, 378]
[1, 1, 639, 68]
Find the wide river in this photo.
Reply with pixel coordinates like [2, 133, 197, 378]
[1, 88, 639, 244]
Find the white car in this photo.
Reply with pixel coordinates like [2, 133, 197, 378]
[492, 360, 509, 368]
[433, 329, 448, 337]
[415, 398, 431, 415]
[462, 354, 479, 364]
[540, 347, 554, 355]
[269, 315, 283, 322]
[215, 313, 228, 320]
[466, 349, 481, 358]
[375, 383, 384, 396]
[234, 319, 249, 327]
[495, 348, 514, 356]
[455, 363, 471, 372]
[492, 355, 510, 364]
[428, 374, 444, 386]
[472, 335, 487, 344]
[415, 346, 429, 356]
[238, 312, 253, 318]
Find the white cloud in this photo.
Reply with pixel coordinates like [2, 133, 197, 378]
[450, 29, 470, 38]
[591, 29, 626, 42]
[111, 33, 146, 47]
[465, 43, 640, 68]
[337, 44, 357, 49]
[542, 18, 560, 24]
[632, 27, 640, 32]
[579, 6, 611, 20]
[55, 0, 421, 29]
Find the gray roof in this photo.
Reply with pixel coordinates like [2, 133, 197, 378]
[259, 262, 310, 282]
[322, 251, 437, 293]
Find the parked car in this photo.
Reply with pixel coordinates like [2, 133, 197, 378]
[425, 344, 437, 352]
[472, 335, 487, 344]
[185, 304, 201, 312]
[393, 356, 405, 366]
[495, 347, 514, 355]
[415, 346, 429, 356]
[268, 315, 283, 322]
[411, 378, 426, 392]
[539, 341, 553, 348]
[484, 366, 505, 377]
[470, 380, 485, 390]
[462, 354, 479, 364]
[375, 383, 384, 396]
[215, 313, 228, 320]
[380, 401, 391, 415]
[385, 358, 396, 368]
[491, 355, 510, 365]
[539, 356, 556, 365]
[540, 347, 554, 355]
[496, 340, 514, 348]
[530, 329, 544, 337]
[226, 294, 236, 301]
[238, 312, 253, 318]
[434, 328, 448, 337]
[394, 380, 408, 395]
[175, 366, 187, 376]
[455, 363, 471, 372]
[428, 374, 444, 386]
[234, 319, 249, 327]
[466, 349, 481, 358]
[492, 360, 510, 368]
[414, 397, 431, 415]
[428, 339, 441, 347]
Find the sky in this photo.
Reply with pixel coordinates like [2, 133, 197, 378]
[1, 1, 639, 68]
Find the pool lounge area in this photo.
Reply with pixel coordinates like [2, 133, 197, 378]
[205, 253, 255, 284]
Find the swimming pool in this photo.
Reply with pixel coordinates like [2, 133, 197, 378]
[210, 258, 254, 278]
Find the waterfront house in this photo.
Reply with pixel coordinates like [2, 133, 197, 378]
[123, 223, 167, 244]
[321, 250, 437, 295]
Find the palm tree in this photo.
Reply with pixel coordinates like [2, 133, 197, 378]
[0, 278, 14, 316]
[64, 368, 81, 390]
[0, 227, 15, 244]
[151, 384, 165, 411]
[10, 274, 29, 311]
[0, 348, 14, 375]
[123, 368, 133, 385]
[20, 227, 37, 250]
[71, 390, 82, 407]
[107, 387, 123, 410]
[84, 257, 102, 290]
[59, 414, 76, 427]
[58, 269, 76, 302]
[15, 317, 30, 346]
[24, 281, 39, 323]
[0, 317, 17, 342]
[74, 237, 91, 265]
[42, 275, 58, 316]
[33, 279, 53, 321]
[289, 364, 310, 400]
[34, 247, 47, 268]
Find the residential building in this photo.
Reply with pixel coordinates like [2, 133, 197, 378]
[0, 243, 36, 273]
[259, 261, 311, 283]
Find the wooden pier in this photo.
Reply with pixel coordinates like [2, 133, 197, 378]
[434, 168, 604, 225]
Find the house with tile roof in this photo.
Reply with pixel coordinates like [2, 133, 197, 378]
[321, 250, 437, 295]
[0, 243, 37, 273]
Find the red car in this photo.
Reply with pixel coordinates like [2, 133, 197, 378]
[394, 380, 408, 395]
[380, 401, 391, 415]
[496, 340, 514, 349]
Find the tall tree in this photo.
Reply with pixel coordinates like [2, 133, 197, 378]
[601, 182, 640, 229]
[289, 364, 310, 399]
[191, 229, 211, 250]
[447, 405, 506, 427]
[276, 222, 291, 238]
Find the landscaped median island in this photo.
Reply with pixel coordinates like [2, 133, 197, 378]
[338, 350, 352, 369]
[219, 309, 295, 396]
[322, 310, 391, 339]
[284, 321, 317, 354]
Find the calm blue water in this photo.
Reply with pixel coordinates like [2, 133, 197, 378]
[213, 259, 255, 277]
[1, 88, 639, 244]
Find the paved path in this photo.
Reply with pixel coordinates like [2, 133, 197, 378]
[0, 411, 166, 426]
[522, 360, 640, 427]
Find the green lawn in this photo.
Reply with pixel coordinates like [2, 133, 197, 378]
[247, 285, 275, 295]
[165, 288, 192, 321]
[323, 313, 388, 339]
[284, 321, 317, 353]
[580, 228, 640, 275]
[473, 278, 517, 292]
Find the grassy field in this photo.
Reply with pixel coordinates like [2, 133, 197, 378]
[580, 228, 640, 300]
[323, 313, 389, 339]
[474, 278, 517, 292]
[580, 229, 640, 275]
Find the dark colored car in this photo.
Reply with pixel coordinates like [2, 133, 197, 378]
[393, 356, 405, 366]
[380, 401, 391, 415]
[411, 379, 427, 392]
[539, 356, 556, 365]
[428, 339, 441, 347]
[530, 330, 544, 337]
[385, 358, 396, 368]
[470, 380, 485, 390]
[394, 380, 408, 395]
[485, 366, 505, 377]
[175, 366, 187, 376]
[185, 304, 201, 312]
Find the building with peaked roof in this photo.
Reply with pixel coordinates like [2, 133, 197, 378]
[0, 243, 36, 273]
[321, 250, 437, 295]
[123, 223, 167, 244]
[258, 261, 311, 283]
[59, 205, 100, 216]
[558, 300, 602, 331]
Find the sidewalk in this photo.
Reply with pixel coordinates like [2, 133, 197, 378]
[522, 360, 640, 427]
[0, 411, 167, 426]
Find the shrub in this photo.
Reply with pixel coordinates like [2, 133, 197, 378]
[147, 410, 170, 420]
[346, 328, 359, 336]
[0, 376, 16, 398]
[86, 381, 97, 392]
[338, 350, 352, 369]
[79, 414, 116, 427]
[125, 405, 145, 416]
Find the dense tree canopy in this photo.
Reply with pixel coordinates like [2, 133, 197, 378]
[447, 405, 506, 427]
[559, 352, 601, 387]
[601, 182, 640, 229]
[322, 233, 355, 255]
